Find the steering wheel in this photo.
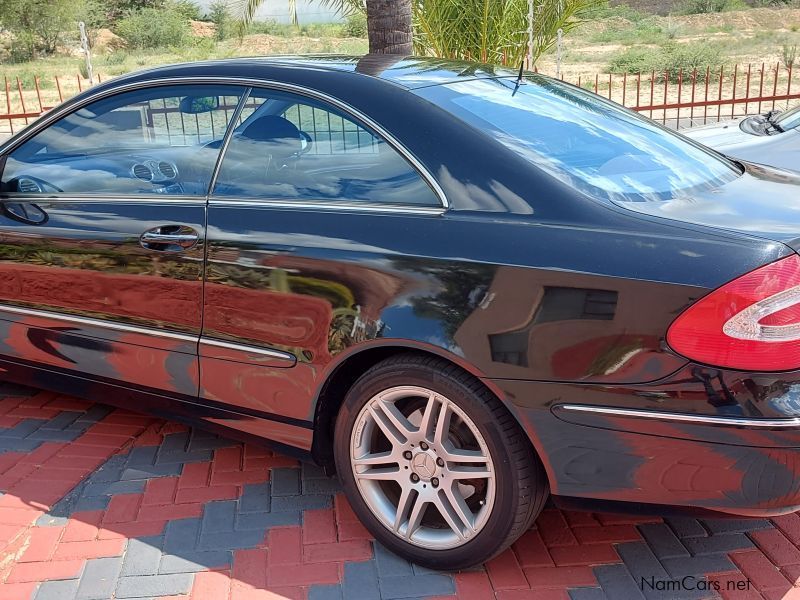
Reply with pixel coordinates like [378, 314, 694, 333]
[298, 131, 313, 155]
[11, 176, 63, 194]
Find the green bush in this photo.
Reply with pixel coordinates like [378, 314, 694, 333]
[299, 23, 343, 37]
[78, 60, 91, 79]
[104, 50, 128, 64]
[580, 1, 648, 22]
[167, 0, 200, 21]
[207, 0, 231, 40]
[7, 31, 38, 63]
[115, 6, 190, 48]
[177, 36, 216, 61]
[664, 18, 682, 40]
[784, 44, 798, 68]
[103, 0, 165, 23]
[246, 19, 284, 35]
[343, 13, 367, 38]
[608, 46, 662, 74]
[590, 17, 664, 45]
[0, 0, 101, 61]
[608, 41, 723, 81]
[667, 41, 724, 78]
[246, 19, 343, 38]
[13, 71, 45, 89]
[679, 0, 747, 14]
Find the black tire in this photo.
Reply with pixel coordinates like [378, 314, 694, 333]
[333, 353, 549, 570]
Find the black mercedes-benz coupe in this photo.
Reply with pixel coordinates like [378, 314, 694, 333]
[1, 55, 800, 569]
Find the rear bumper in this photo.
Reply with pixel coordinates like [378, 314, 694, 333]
[492, 370, 800, 517]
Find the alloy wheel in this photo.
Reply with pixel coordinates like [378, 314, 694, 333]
[349, 385, 496, 549]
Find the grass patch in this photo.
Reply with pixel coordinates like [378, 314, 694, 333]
[705, 24, 736, 34]
[581, 2, 649, 22]
[679, 0, 749, 14]
[246, 20, 347, 38]
[590, 17, 666, 45]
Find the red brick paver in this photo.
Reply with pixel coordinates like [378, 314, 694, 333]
[0, 388, 797, 599]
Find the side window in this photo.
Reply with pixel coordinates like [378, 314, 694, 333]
[212, 89, 441, 206]
[1, 85, 246, 196]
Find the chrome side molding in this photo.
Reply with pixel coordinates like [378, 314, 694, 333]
[554, 403, 800, 429]
[0, 303, 198, 343]
[0, 303, 298, 365]
[199, 337, 296, 364]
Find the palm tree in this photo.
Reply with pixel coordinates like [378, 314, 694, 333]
[361, 0, 413, 55]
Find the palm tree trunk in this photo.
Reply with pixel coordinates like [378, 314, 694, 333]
[365, 0, 413, 55]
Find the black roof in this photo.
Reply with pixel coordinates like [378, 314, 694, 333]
[123, 55, 518, 90]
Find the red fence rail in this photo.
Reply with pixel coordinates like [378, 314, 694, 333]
[578, 63, 800, 128]
[564, 62, 799, 129]
[1, 73, 103, 136]
[1, 63, 798, 135]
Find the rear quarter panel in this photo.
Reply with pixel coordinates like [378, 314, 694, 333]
[201, 203, 787, 427]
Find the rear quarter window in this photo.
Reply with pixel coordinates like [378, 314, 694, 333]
[416, 77, 740, 203]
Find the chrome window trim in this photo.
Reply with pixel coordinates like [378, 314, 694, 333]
[0, 195, 206, 205]
[208, 198, 445, 216]
[199, 337, 296, 363]
[555, 403, 800, 429]
[0, 76, 449, 210]
[0, 303, 198, 344]
[206, 87, 252, 196]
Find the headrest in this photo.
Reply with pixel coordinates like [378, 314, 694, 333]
[239, 115, 303, 157]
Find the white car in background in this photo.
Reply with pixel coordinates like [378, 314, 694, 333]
[684, 104, 800, 172]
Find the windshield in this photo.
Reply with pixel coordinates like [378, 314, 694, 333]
[416, 76, 740, 203]
[774, 103, 800, 131]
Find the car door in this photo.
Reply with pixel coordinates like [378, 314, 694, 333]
[200, 86, 445, 448]
[0, 83, 247, 398]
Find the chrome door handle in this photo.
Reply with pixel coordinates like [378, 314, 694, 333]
[140, 225, 199, 252]
[141, 232, 198, 244]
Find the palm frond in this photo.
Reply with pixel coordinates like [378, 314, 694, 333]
[226, 0, 266, 37]
[413, 0, 602, 66]
[317, 0, 365, 17]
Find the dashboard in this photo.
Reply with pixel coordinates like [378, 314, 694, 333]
[3, 144, 220, 197]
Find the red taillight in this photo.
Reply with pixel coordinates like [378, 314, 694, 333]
[666, 254, 800, 372]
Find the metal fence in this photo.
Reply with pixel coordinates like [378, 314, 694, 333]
[560, 62, 800, 129]
[2, 62, 799, 136]
[1, 74, 104, 136]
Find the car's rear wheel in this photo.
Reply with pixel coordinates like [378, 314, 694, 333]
[333, 354, 548, 570]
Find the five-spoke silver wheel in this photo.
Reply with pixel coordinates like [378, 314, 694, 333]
[350, 385, 496, 549]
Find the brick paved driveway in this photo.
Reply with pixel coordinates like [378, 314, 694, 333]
[1, 386, 800, 599]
